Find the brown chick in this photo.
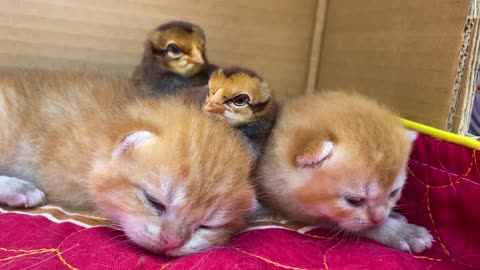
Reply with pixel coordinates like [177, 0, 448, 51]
[132, 21, 217, 96]
[202, 67, 278, 159]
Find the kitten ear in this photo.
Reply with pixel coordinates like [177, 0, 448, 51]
[296, 140, 334, 168]
[406, 130, 418, 143]
[112, 131, 155, 159]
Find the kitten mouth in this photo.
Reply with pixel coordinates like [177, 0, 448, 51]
[338, 220, 378, 233]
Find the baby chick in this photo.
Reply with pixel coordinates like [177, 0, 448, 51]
[132, 21, 217, 96]
[203, 67, 278, 159]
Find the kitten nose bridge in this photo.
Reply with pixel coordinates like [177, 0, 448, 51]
[161, 222, 187, 250]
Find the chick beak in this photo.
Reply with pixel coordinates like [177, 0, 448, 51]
[203, 101, 227, 115]
[187, 48, 205, 64]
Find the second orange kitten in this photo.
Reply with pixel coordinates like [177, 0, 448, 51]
[255, 91, 433, 253]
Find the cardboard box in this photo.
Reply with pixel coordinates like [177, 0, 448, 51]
[1, 0, 478, 133]
[312, 0, 479, 132]
[0, 0, 318, 97]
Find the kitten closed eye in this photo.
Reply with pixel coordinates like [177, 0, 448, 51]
[196, 225, 215, 231]
[389, 188, 400, 198]
[143, 191, 166, 214]
[345, 196, 365, 207]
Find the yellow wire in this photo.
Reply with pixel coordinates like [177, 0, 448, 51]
[400, 118, 480, 150]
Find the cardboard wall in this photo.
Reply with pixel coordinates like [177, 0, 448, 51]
[0, 0, 317, 97]
[1, 0, 477, 130]
[453, 6, 480, 134]
[315, 0, 472, 130]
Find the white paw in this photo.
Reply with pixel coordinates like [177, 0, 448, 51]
[0, 176, 46, 208]
[388, 223, 434, 253]
[364, 215, 434, 253]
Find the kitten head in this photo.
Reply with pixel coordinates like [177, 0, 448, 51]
[203, 67, 272, 127]
[257, 91, 416, 232]
[148, 21, 207, 77]
[92, 98, 256, 256]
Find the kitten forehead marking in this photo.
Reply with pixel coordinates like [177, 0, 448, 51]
[170, 186, 186, 208]
[366, 182, 380, 198]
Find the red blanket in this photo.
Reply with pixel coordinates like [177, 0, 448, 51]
[1, 133, 479, 270]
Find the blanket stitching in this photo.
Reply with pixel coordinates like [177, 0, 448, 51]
[0, 247, 55, 253]
[411, 255, 442, 262]
[304, 233, 339, 241]
[56, 250, 78, 270]
[159, 261, 172, 270]
[233, 247, 310, 270]
[55, 228, 92, 270]
[0, 248, 55, 262]
[474, 150, 480, 178]
[408, 150, 475, 188]
[407, 150, 475, 264]
[322, 241, 340, 270]
[425, 185, 454, 261]
[426, 261, 440, 270]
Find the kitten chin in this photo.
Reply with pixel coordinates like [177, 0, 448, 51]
[255, 91, 433, 253]
[0, 70, 256, 256]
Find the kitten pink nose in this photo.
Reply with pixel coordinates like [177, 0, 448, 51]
[369, 206, 387, 225]
[162, 235, 183, 251]
[369, 217, 385, 225]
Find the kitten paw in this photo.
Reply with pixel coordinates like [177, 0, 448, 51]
[0, 176, 46, 208]
[387, 223, 433, 253]
[364, 216, 434, 253]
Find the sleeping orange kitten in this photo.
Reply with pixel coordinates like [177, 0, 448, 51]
[0, 70, 256, 256]
[256, 91, 433, 253]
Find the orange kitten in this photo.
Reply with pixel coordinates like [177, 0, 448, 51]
[255, 91, 433, 253]
[0, 70, 256, 256]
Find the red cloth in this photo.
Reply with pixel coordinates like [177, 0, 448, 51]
[0, 133, 479, 269]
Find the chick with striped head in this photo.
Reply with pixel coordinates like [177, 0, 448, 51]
[203, 67, 277, 158]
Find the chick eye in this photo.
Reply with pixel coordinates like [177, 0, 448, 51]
[345, 196, 365, 207]
[231, 94, 250, 106]
[166, 43, 182, 55]
[390, 188, 400, 198]
[144, 192, 166, 214]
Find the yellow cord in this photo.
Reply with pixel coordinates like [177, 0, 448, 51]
[400, 118, 480, 150]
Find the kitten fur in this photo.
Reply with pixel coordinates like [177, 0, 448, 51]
[0, 70, 256, 256]
[255, 91, 433, 253]
[132, 21, 218, 96]
[202, 67, 278, 159]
